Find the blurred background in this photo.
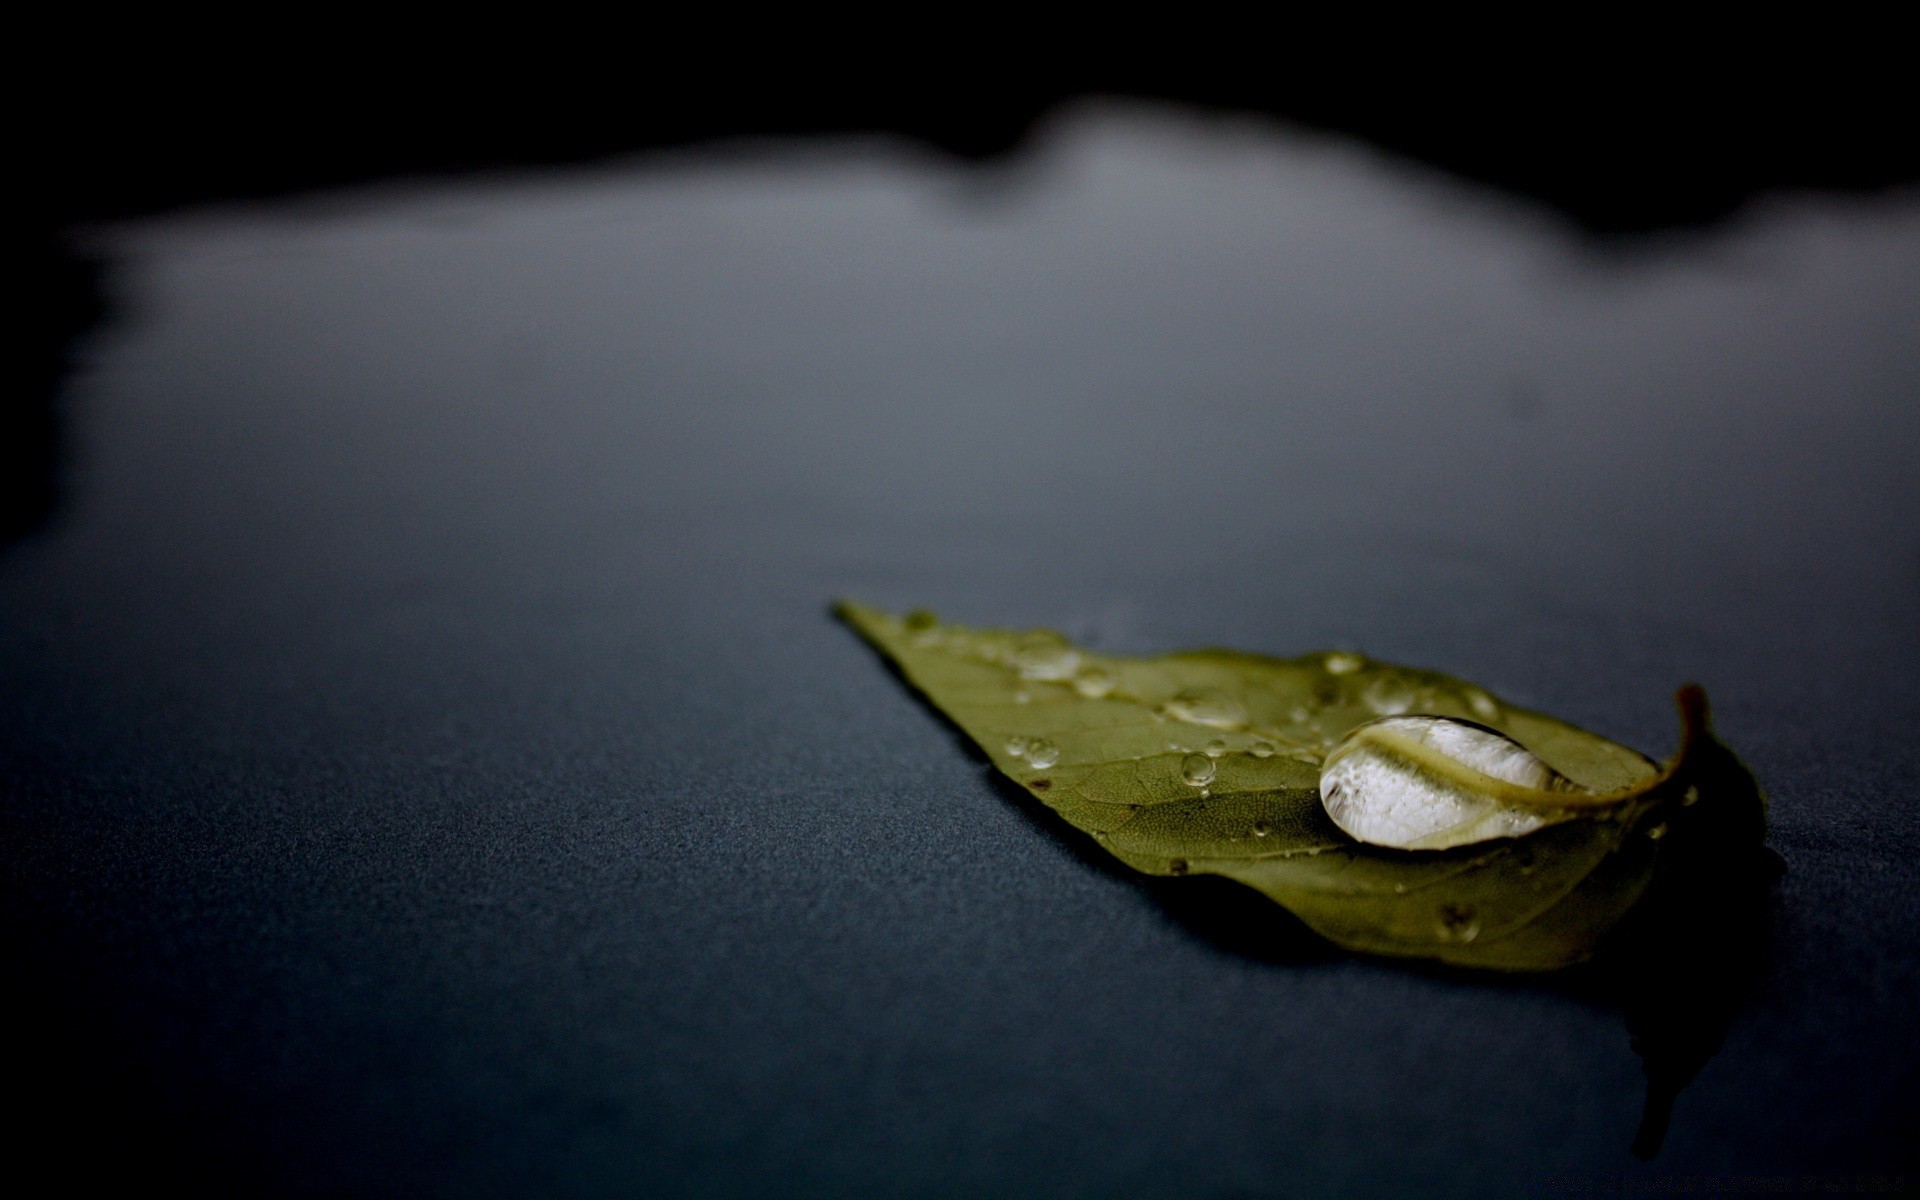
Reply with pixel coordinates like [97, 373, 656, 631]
[7, 20, 1918, 1197]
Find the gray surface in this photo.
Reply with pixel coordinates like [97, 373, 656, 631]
[5, 107, 1917, 1196]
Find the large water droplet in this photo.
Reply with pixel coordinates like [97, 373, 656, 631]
[1435, 904, 1481, 943]
[1025, 738, 1060, 769]
[1319, 715, 1580, 849]
[1012, 631, 1079, 681]
[1180, 753, 1217, 787]
[1323, 651, 1365, 675]
[1164, 688, 1247, 729]
[1073, 665, 1115, 698]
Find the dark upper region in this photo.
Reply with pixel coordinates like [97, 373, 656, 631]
[21, 19, 1920, 234]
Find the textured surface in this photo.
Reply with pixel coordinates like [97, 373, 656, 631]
[5, 109, 1917, 1195]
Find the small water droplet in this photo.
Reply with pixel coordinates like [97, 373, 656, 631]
[1289, 706, 1311, 724]
[1681, 786, 1700, 807]
[1180, 753, 1217, 787]
[1251, 821, 1271, 837]
[1164, 688, 1248, 729]
[1324, 651, 1364, 675]
[1363, 675, 1416, 716]
[1025, 738, 1060, 769]
[1645, 821, 1668, 841]
[1073, 665, 1115, 698]
[903, 608, 938, 631]
[1005, 736, 1029, 759]
[1435, 904, 1481, 943]
[1168, 858, 1189, 875]
[1250, 740, 1276, 758]
[1465, 689, 1500, 720]
[1093, 830, 1110, 842]
[1012, 631, 1079, 681]
[1013, 690, 1031, 705]
[1205, 739, 1227, 758]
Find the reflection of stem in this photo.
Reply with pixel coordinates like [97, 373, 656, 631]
[1631, 1074, 1677, 1160]
[1608, 700, 1774, 1161]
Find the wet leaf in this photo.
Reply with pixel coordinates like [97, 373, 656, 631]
[838, 601, 1764, 971]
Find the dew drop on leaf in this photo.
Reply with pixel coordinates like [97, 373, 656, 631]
[904, 608, 938, 632]
[1363, 675, 1417, 716]
[1319, 715, 1579, 849]
[1005, 736, 1029, 759]
[1180, 753, 1218, 787]
[1250, 740, 1276, 758]
[1025, 738, 1060, 769]
[1164, 687, 1247, 729]
[1012, 631, 1079, 681]
[1073, 666, 1115, 698]
[1205, 739, 1227, 758]
[1436, 904, 1481, 943]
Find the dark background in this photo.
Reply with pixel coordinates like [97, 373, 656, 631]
[7, 25, 1918, 1197]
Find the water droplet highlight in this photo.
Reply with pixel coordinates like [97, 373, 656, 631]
[1180, 753, 1217, 788]
[1324, 651, 1364, 675]
[1025, 738, 1060, 769]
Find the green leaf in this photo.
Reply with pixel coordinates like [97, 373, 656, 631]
[838, 601, 1762, 971]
